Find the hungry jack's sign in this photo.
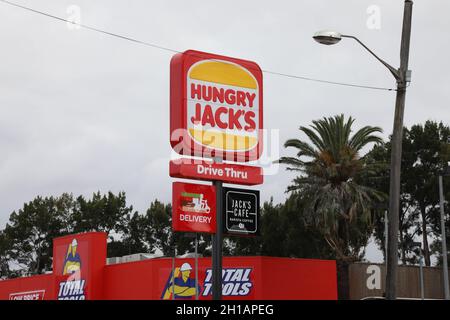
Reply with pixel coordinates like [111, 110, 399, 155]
[170, 50, 263, 162]
[169, 50, 263, 236]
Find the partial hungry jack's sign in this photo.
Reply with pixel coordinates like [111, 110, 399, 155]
[223, 187, 260, 236]
[170, 50, 263, 162]
[172, 182, 216, 233]
[170, 159, 263, 186]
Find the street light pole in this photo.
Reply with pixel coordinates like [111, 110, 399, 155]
[386, 0, 413, 300]
[438, 174, 450, 300]
[313, 1, 413, 300]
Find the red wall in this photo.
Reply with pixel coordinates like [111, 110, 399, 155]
[0, 232, 337, 300]
[260, 257, 337, 300]
[0, 256, 337, 300]
[102, 256, 336, 300]
[103, 258, 170, 300]
[0, 274, 55, 300]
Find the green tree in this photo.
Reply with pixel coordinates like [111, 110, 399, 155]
[278, 114, 385, 262]
[364, 121, 450, 266]
[0, 230, 12, 279]
[71, 191, 134, 257]
[361, 140, 416, 264]
[231, 196, 334, 259]
[2, 196, 64, 275]
[144, 200, 216, 258]
[144, 200, 173, 256]
[54, 193, 77, 235]
[279, 194, 335, 259]
[72, 191, 132, 235]
[0, 191, 141, 274]
[108, 211, 149, 257]
[406, 121, 450, 266]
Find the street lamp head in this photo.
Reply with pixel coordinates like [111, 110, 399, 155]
[313, 30, 342, 45]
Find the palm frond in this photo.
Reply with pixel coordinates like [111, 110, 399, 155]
[349, 126, 383, 151]
[283, 139, 319, 159]
[299, 126, 326, 152]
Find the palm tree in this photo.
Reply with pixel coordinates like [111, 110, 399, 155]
[278, 114, 385, 262]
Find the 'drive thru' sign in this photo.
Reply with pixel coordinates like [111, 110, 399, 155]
[170, 159, 263, 186]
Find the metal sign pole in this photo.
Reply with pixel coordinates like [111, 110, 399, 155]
[195, 233, 199, 300]
[212, 179, 223, 300]
[212, 157, 223, 300]
[171, 246, 176, 300]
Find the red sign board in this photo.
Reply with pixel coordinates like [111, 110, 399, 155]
[9, 290, 45, 300]
[53, 232, 106, 300]
[170, 159, 263, 185]
[172, 182, 216, 233]
[170, 50, 263, 162]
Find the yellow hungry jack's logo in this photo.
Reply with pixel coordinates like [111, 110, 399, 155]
[187, 60, 260, 152]
[189, 61, 257, 89]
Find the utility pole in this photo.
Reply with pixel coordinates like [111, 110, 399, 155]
[439, 175, 450, 300]
[386, 0, 413, 300]
[313, 0, 413, 301]
[385, 211, 388, 270]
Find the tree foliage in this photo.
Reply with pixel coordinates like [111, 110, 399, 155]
[232, 196, 334, 259]
[0, 192, 144, 277]
[363, 120, 450, 266]
[278, 114, 385, 262]
[1, 119, 448, 280]
[0, 191, 336, 278]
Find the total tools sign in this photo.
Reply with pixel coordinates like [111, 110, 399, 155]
[161, 262, 254, 300]
[170, 50, 263, 162]
[53, 233, 106, 300]
[155, 257, 337, 300]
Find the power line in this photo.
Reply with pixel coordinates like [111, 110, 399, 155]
[0, 0, 396, 92]
[261, 70, 395, 91]
[0, 0, 178, 54]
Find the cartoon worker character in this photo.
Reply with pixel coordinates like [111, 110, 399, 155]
[167, 263, 200, 299]
[62, 239, 81, 275]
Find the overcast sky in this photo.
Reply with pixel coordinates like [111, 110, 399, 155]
[1, 0, 449, 262]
